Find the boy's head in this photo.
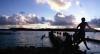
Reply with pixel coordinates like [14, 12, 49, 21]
[81, 17, 85, 22]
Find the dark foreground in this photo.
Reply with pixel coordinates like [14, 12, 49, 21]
[0, 46, 86, 54]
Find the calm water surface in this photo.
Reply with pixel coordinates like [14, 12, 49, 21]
[0, 31, 100, 54]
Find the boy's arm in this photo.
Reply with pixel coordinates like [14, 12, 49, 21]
[76, 24, 80, 29]
[86, 22, 96, 31]
[86, 23, 92, 29]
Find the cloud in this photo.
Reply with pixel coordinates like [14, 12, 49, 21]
[52, 12, 76, 27]
[76, 0, 80, 5]
[36, 0, 80, 12]
[8, 14, 27, 24]
[47, 0, 71, 11]
[25, 14, 39, 24]
[89, 18, 100, 27]
[0, 13, 40, 25]
[36, 0, 46, 4]
[36, 0, 71, 12]
[0, 15, 9, 25]
[0, 12, 77, 28]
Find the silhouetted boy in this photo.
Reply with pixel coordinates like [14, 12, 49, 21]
[74, 17, 93, 50]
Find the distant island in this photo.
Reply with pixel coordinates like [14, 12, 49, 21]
[0, 27, 99, 32]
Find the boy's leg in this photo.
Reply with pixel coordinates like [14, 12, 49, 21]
[83, 39, 90, 50]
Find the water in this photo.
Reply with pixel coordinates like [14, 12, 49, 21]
[0, 31, 100, 54]
[0, 31, 50, 48]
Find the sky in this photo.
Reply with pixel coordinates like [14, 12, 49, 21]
[0, 0, 100, 22]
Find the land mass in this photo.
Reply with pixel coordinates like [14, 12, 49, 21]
[0, 28, 99, 32]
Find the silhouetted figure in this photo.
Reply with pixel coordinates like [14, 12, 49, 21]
[48, 31, 85, 54]
[73, 17, 93, 50]
[49, 31, 62, 48]
[41, 34, 45, 40]
[62, 32, 73, 54]
[63, 32, 72, 47]
[41, 34, 45, 47]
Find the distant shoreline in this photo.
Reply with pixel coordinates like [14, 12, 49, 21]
[0, 28, 99, 32]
